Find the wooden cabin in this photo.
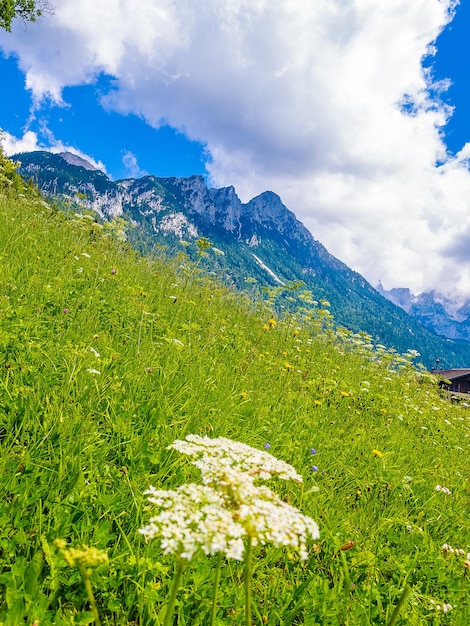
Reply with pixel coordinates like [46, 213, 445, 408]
[434, 369, 470, 394]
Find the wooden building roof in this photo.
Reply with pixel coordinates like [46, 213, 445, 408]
[435, 369, 470, 381]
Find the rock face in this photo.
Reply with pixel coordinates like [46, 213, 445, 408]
[13, 150, 470, 367]
[59, 152, 97, 171]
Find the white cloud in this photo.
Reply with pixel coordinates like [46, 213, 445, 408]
[122, 150, 148, 178]
[2, 0, 470, 299]
[1, 130, 108, 173]
[1, 130, 41, 154]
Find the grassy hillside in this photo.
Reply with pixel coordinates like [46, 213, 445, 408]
[1, 154, 469, 624]
[16, 149, 470, 369]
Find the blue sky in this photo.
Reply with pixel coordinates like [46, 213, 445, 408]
[424, 0, 470, 155]
[0, 57, 210, 179]
[1, 0, 470, 301]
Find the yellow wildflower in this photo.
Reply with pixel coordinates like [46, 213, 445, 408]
[340, 391, 350, 397]
[268, 318, 277, 328]
[372, 449, 383, 458]
[54, 540, 108, 569]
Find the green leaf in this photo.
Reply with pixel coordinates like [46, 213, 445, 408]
[24, 550, 44, 596]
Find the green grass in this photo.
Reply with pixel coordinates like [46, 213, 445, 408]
[0, 159, 469, 624]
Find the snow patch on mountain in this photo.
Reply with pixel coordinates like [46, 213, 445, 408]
[252, 253, 285, 285]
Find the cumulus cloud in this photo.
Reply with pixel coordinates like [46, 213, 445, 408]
[1, 130, 107, 173]
[2, 0, 470, 298]
[121, 150, 148, 178]
[1, 130, 42, 154]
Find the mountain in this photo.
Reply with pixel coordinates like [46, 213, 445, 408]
[14, 150, 470, 368]
[377, 283, 470, 342]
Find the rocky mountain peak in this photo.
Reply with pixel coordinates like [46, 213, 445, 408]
[59, 152, 97, 171]
[209, 185, 243, 232]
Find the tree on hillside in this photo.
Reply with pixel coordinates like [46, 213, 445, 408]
[0, 0, 52, 32]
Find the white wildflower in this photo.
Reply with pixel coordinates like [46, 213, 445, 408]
[236, 484, 320, 560]
[432, 602, 453, 613]
[435, 485, 452, 495]
[442, 544, 469, 558]
[86, 368, 101, 375]
[81, 252, 91, 258]
[140, 435, 320, 563]
[140, 480, 319, 562]
[140, 483, 245, 561]
[90, 347, 100, 358]
[170, 435, 303, 483]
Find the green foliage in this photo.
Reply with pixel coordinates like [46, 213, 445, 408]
[0, 179, 469, 624]
[0, 0, 49, 31]
[0, 142, 22, 191]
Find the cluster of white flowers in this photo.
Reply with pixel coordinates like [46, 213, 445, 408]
[169, 434, 303, 483]
[442, 544, 470, 559]
[140, 435, 319, 562]
[435, 485, 452, 495]
[429, 599, 453, 614]
[140, 484, 245, 561]
[236, 484, 319, 560]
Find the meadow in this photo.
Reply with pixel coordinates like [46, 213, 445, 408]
[0, 153, 469, 624]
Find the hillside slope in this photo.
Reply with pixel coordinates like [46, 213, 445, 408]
[1, 152, 469, 624]
[14, 150, 470, 368]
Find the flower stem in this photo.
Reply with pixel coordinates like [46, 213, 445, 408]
[78, 565, 101, 626]
[210, 554, 223, 626]
[164, 558, 186, 626]
[244, 535, 253, 626]
[339, 550, 352, 595]
[387, 585, 411, 626]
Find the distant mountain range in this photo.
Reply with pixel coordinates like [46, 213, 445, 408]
[377, 283, 470, 343]
[14, 150, 470, 368]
